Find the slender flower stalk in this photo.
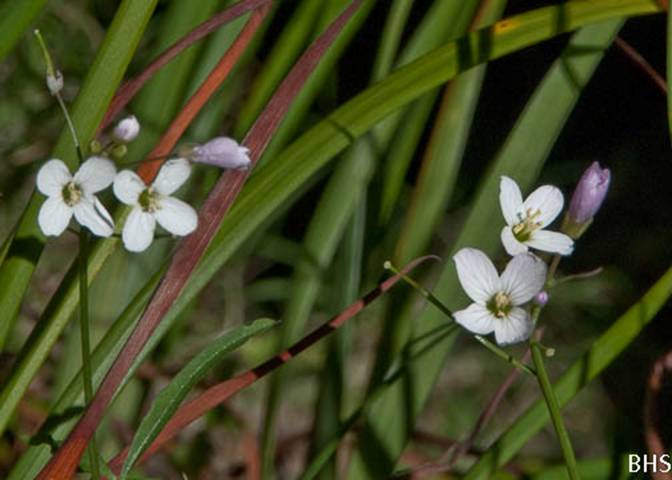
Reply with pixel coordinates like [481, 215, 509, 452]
[530, 340, 580, 480]
[35, 31, 101, 479]
[78, 229, 101, 480]
[34, 30, 82, 161]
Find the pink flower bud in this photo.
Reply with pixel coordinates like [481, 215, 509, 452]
[534, 291, 549, 306]
[113, 115, 140, 143]
[190, 137, 251, 170]
[568, 162, 611, 225]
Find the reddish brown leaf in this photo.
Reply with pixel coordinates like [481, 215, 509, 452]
[107, 255, 437, 472]
[37, 2, 362, 479]
[100, 0, 275, 131]
[136, 6, 270, 183]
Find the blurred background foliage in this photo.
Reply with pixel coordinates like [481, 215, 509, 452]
[1, 0, 671, 478]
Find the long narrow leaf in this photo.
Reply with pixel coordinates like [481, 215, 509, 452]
[120, 318, 276, 479]
[0, 0, 49, 61]
[36, 3, 364, 477]
[109, 256, 436, 469]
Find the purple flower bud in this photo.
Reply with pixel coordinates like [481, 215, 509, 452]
[113, 115, 140, 143]
[534, 291, 549, 306]
[568, 162, 611, 225]
[190, 137, 251, 171]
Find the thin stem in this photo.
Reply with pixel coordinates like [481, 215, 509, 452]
[383, 261, 536, 376]
[530, 340, 580, 480]
[55, 93, 84, 163]
[78, 229, 100, 480]
[34, 29, 84, 164]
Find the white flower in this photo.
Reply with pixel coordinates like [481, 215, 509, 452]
[113, 158, 197, 252]
[453, 248, 547, 345]
[113, 115, 140, 143]
[189, 137, 251, 170]
[499, 176, 574, 256]
[36, 157, 116, 237]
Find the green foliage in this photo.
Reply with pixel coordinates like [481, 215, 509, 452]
[121, 318, 276, 479]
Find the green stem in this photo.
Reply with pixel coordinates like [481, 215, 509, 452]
[530, 340, 580, 480]
[78, 230, 100, 480]
[383, 261, 536, 375]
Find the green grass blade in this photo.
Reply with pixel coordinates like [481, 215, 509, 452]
[0, 0, 159, 349]
[464, 262, 672, 479]
[310, 198, 366, 479]
[370, 0, 414, 82]
[393, 0, 506, 263]
[235, 0, 324, 136]
[0, 0, 49, 62]
[253, 0, 374, 168]
[260, 140, 376, 475]
[6, 268, 163, 480]
[126, 0, 221, 161]
[121, 318, 276, 479]
[346, 18, 625, 479]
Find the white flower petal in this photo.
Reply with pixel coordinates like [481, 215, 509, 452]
[527, 230, 574, 256]
[74, 156, 116, 194]
[453, 303, 496, 335]
[122, 208, 156, 252]
[37, 159, 72, 197]
[500, 253, 547, 305]
[499, 176, 523, 225]
[38, 197, 72, 236]
[501, 226, 529, 256]
[113, 170, 146, 205]
[73, 198, 114, 237]
[154, 196, 198, 236]
[522, 185, 564, 228]
[152, 158, 191, 195]
[494, 307, 533, 345]
[453, 248, 500, 304]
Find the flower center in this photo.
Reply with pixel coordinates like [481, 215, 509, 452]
[138, 187, 161, 213]
[487, 291, 512, 318]
[61, 182, 83, 206]
[512, 208, 542, 242]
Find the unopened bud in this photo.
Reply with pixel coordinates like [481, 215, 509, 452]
[564, 162, 611, 238]
[189, 137, 251, 170]
[113, 115, 140, 143]
[534, 291, 549, 306]
[111, 143, 128, 159]
[89, 139, 103, 155]
[46, 71, 63, 95]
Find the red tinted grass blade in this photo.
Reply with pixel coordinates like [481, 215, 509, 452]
[137, 6, 271, 183]
[35, 8, 271, 480]
[107, 256, 438, 472]
[38, 3, 362, 479]
[101, 0, 275, 130]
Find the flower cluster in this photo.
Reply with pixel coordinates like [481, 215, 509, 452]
[453, 168, 610, 345]
[36, 116, 250, 252]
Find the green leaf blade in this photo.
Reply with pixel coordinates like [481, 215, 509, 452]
[120, 317, 276, 479]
